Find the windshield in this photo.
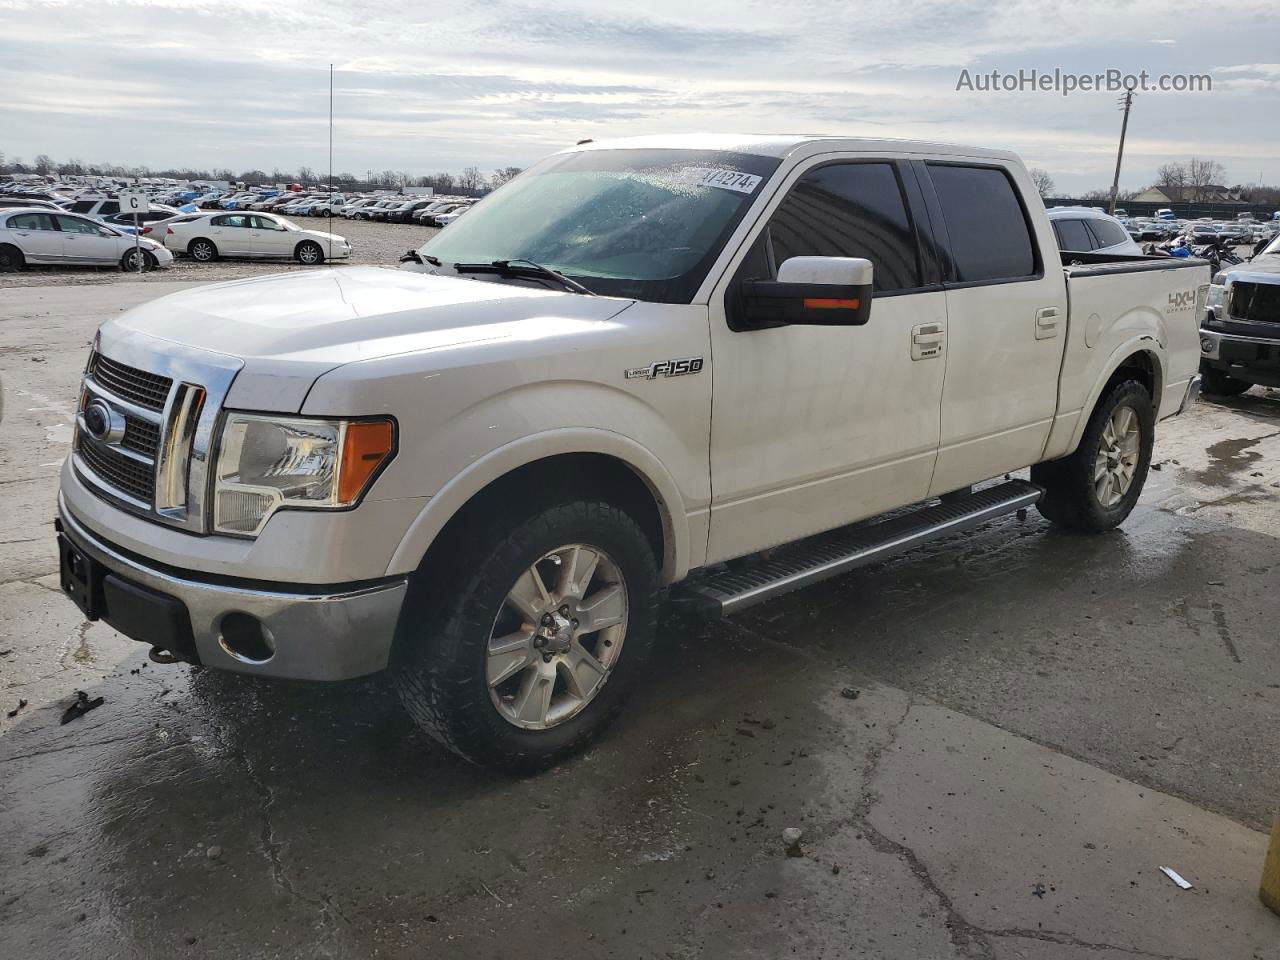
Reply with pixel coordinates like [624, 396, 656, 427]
[418, 148, 780, 302]
[1263, 234, 1280, 256]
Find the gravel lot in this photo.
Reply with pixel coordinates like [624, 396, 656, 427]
[0, 217, 440, 288]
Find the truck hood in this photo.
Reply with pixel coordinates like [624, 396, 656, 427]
[112, 266, 634, 365]
[105, 266, 635, 412]
[1224, 253, 1280, 283]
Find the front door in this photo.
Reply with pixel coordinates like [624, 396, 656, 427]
[55, 215, 120, 264]
[707, 158, 947, 563]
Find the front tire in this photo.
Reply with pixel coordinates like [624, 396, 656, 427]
[393, 500, 661, 771]
[120, 249, 157, 272]
[1199, 360, 1252, 397]
[1031, 379, 1154, 532]
[295, 241, 324, 265]
[0, 244, 24, 272]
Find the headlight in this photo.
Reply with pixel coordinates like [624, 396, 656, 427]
[212, 414, 395, 537]
[1205, 283, 1226, 310]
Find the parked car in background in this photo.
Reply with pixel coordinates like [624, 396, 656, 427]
[339, 197, 381, 218]
[1047, 208, 1142, 256]
[354, 198, 403, 220]
[0, 209, 173, 271]
[434, 207, 470, 227]
[1186, 223, 1220, 243]
[1200, 231, 1280, 395]
[0, 197, 63, 211]
[163, 211, 351, 264]
[100, 204, 182, 234]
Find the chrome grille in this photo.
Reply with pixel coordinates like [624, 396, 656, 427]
[77, 434, 155, 503]
[121, 414, 161, 457]
[89, 354, 173, 411]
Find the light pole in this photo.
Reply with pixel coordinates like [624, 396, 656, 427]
[1108, 87, 1135, 216]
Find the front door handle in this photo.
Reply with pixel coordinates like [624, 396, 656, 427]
[911, 322, 946, 360]
[1035, 307, 1061, 340]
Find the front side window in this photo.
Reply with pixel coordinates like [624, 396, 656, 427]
[56, 215, 111, 236]
[419, 148, 781, 302]
[928, 164, 1038, 283]
[1087, 218, 1129, 248]
[766, 162, 921, 292]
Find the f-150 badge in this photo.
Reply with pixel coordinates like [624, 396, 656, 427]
[625, 357, 705, 380]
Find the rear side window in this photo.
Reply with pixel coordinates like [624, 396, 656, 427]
[1087, 218, 1129, 248]
[8, 213, 54, 230]
[928, 164, 1037, 282]
[1053, 218, 1095, 251]
[69, 200, 95, 213]
[767, 162, 921, 292]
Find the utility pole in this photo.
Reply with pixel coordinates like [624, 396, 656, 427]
[1108, 87, 1135, 216]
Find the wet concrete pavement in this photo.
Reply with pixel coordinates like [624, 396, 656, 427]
[2, 280, 1279, 959]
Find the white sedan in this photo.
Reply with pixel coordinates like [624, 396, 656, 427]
[163, 212, 352, 264]
[0, 208, 174, 272]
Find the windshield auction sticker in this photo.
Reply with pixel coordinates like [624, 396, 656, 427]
[679, 168, 763, 194]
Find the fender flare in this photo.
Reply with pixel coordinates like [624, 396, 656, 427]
[385, 427, 693, 583]
[1064, 335, 1165, 455]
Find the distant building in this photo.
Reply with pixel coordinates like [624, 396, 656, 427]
[1133, 184, 1246, 204]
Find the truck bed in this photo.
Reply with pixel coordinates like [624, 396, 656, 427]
[1042, 251, 1211, 460]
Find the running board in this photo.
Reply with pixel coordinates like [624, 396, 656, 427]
[674, 480, 1042, 618]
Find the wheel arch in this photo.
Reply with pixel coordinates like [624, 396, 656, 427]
[187, 236, 216, 256]
[387, 429, 691, 585]
[1062, 339, 1165, 456]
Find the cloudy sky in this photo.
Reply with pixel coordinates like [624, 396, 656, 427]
[2, 0, 1278, 193]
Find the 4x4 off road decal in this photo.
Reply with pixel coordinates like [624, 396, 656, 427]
[625, 357, 705, 380]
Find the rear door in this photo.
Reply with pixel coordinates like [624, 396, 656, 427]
[6, 212, 63, 261]
[917, 161, 1068, 494]
[209, 213, 252, 255]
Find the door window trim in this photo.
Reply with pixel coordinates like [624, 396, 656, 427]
[915, 159, 1045, 289]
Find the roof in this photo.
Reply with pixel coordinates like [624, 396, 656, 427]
[560, 133, 1020, 164]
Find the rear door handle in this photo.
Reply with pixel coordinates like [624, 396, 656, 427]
[1035, 307, 1061, 340]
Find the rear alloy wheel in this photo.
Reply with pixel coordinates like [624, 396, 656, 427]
[1032, 379, 1154, 532]
[0, 244, 24, 272]
[189, 238, 217, 262]
[296, 241, 324, 265]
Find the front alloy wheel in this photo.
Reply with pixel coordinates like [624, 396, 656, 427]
[393, 499, 660, 771]
[487, 544, 627, 730]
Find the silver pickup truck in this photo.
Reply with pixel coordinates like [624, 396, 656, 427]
[1200, 234, 1280, 393]
[55, 135, 1208, 769]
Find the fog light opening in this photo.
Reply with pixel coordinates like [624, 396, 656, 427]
[218, 612, 275, 664]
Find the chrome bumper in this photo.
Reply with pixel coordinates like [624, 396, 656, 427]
[1200, 326, 1280, 357]
[58, 499, 407, 681]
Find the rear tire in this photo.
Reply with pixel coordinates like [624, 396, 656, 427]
[1031, 379, 1154, 533]
[1199, 361, 1252, 397]
[393, 499, 661, 772]
[296, 241, 324, 265]
[0, 244, 24, 272]
[188, 238, 218, 262]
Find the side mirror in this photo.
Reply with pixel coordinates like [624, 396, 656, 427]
[741, 256, 874, 327]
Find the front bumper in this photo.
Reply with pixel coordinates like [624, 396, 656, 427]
[57, 501, 408, 681]
[1200, 326, 1280, 388]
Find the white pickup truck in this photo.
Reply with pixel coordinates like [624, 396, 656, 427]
[56, 135, 1208, 769]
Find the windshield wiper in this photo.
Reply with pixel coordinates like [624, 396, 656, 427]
[400, 250, 441, 265]
[453, 259, 595, 296]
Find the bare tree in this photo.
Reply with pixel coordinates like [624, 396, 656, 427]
[491, 166, 524, 188]
[458, 165, 486, 192]
[1027, 168, 1055, 197]
[33, 153, 54, 174]
[1186, 157, 1227, 201]
[297, 165, 316, 183]
[1155, 162, 1187, 194]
